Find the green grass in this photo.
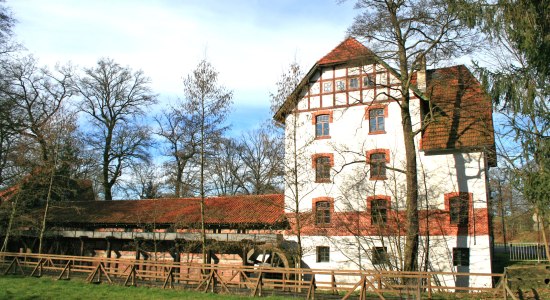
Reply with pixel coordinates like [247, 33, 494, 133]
[0, 275, 294, 300]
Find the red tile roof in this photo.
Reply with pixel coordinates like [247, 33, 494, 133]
[47, 194, 286, 228]
[273, 38, 376, 122]
[274, 39, 495, 159]
[420, 65, 496, 161]
[317, 37, 374, 65]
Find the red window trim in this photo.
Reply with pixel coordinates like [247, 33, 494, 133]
[367, 195, 392, 207]
[365, 104, 388, 135]
[312, 153, 334, 183]
[312, 110, 334, 124]
[366, 149, 390, 181]
[367, 195, 391, 225]
[444, 192, 473, 226]
[312, 110, 333, 140]
[313, 197, 334, 227]
[348, 77, 360, 90]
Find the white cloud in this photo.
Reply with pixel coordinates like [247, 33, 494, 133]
[8, 0, 357, 126]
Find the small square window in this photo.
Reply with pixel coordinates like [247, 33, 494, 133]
[336, 80, 345, 91]
[323, 82, 332, 93]
[453, 248, 469, 266]
[315, 114, 330, 137]
[349, 78, 359, 89]
[363, 75, 375, 87]
[372, 247, 388, 265]
[317, 246, 330, 262]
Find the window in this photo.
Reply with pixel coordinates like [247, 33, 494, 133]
[315, 114, 330, 137]
[370, 153, 387, 179]
[372, 247, 388, 265]
[369, 108, 385, 132]
[315, 201, 331, 225]
[317, 246, 330, 262]
[349, 77, 359, 89]
[453, 248, 470, 266]
[363, 75, 375, 87]
[323, 82, 332, 93]
[315, 156, 331, 182]
[371, 199, 388, 224]
[336, 80, 346, 91]
[449, 195, 469, 225]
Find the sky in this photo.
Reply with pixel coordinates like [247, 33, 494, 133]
[7, 0, 359, 133]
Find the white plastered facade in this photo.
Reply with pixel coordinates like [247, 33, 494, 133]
[282, 62, 493, 288]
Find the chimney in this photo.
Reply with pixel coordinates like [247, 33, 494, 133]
[417, 54, 427, 92]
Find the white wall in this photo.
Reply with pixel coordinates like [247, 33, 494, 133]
[282, 62, 493, 287]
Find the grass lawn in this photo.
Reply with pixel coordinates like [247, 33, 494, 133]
[0, 275, 294, 300]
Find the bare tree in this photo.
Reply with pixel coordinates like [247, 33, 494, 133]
[272, 62, 316, 266]
[123, 160, 164, 199]
[0, 0, 20, 56]
[0, 56, 73, 165]
[208, 137, 244, 196]
[155, 106, 200, 197]
[348, 0, 479, 271]
[74, 58, 157, 200]
[238, 125, 284, 195]
[270, 62, 303, 116]
[182, 59, 232, 263]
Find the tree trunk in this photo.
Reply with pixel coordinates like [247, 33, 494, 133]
[103, 128, 113, 201]
[175, 164, 183, 197]
[1, 192, 21, 252]
[401, 99, 420, 272]
[292, 112, 303, 268]
[38, 164, 56, 254]
[200, 97, 207, 264]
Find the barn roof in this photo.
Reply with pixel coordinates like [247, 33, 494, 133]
[47, 194, 287, 229]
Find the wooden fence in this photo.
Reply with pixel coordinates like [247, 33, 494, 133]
[494, 243, 548, 262]
[1, 252, 504, 299]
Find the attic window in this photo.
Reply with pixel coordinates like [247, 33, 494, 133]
[363, 75, 375, 87]
[349, 78, 359, 89]
[323, 82, 332, 93]
[336, 80, 345, 91]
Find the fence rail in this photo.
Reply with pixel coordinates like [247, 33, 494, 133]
[1, 252, 504, 299]
[494, 243, 548, 261]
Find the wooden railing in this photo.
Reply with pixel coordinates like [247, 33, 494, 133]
[1, 252, 504, 299]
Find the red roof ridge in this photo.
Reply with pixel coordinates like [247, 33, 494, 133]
[317, 37, 374, 65]
[65, 193, 284, 204]
[427, 64, 467, 72]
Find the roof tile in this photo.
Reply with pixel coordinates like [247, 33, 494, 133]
[47, 194, 286, 228]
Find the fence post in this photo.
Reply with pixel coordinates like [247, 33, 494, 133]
[427, 274, 432, 299]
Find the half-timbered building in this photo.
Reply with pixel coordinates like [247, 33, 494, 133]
[274, 38, 495, 287]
